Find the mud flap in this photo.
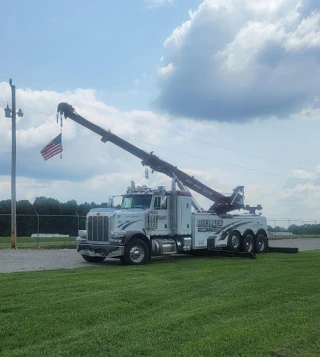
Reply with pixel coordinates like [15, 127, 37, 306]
[190, 249, 257, 259]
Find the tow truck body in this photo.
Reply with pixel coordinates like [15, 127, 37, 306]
[57, 103, 268, 264]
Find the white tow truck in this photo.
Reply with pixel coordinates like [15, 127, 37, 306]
[57, 103, 268, 265]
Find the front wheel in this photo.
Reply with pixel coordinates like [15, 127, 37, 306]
[227, 232, 241, 251]
[82, 255, 106, 263]
[121, 239, 149, 265]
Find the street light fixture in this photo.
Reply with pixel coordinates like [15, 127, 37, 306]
[4, 104, 12, 118]
[4, 79, 23, 249]
[17, 108, 23, 117]
[5, 105, 23, 118]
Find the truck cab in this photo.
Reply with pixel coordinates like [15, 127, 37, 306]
[77, 185, 193, 264]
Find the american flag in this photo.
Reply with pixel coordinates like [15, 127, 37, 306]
[40, 133, 63, 161]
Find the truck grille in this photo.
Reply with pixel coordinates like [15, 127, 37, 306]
[146, 213, 158, 230]
[87, 215, 109, 242]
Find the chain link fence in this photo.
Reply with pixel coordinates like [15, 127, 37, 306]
[0, 214, 319, 249]
[0, 213, 86, 249]
[267, 218, 320, 239]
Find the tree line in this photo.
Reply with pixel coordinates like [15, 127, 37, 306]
[0, 197, 108, 237]
[268, 224, 320, 235]
[1, 197, 319, 237]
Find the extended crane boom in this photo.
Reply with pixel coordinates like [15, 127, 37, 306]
[57, 102, 247, 214]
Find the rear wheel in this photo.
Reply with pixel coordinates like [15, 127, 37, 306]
[121, 238, 149, 265]
[227, 232, 241, 251]
[254, 234, 267, 253]
[242, 234, 254, 253]
[81, 255, 106, 263]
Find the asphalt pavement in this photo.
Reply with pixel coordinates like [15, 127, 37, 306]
[1, 238, 320, 274]
[268, 238, 320, 251]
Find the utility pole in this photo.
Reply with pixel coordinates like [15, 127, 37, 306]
[4, 79, 23, 249]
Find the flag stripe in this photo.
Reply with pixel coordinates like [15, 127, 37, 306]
[42, 147, 63, 160]
[41, 145, 61, 156]
[42, 146, 63, 160]
[40, 134, 63, 161]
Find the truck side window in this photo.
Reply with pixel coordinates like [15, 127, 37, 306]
[160, 196, 167, 209]
[154, 196, 167, 210]
[154, 197, 161, 209]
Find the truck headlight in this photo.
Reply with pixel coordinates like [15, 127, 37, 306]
[111, 231, 126, 238]
[110, 231, 126, 245]
[76, 236, 86, 243]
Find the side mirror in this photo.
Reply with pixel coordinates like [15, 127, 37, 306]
[108, 196, 114, 208]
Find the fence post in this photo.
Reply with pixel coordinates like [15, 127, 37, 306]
[75, 211, 79, 234]
[34, 210, 40, 248]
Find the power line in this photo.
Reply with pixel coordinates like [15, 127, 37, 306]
[22, 106, 55, 117]
[0, 91, 6, 108]
[0, 76, 38, 91]
[77, 101, 316, 173]
[3, 77, 317, 175]
[9, 101, 320, 183]
[129, 138, 289, 178]
[0, 78, 9, 108]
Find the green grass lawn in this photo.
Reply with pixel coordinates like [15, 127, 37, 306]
[0, 236, 76, 249]
[0, 251, 320, 357]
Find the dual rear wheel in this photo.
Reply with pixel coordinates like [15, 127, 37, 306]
[227, 232, 267, 253]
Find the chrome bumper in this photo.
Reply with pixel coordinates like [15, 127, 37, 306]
[77, 243, 125, 258]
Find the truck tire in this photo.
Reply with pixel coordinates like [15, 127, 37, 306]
[121, 238, 149, 265]
[81, 255, 106, 263]
[227, 232, 241, 251]
[254, 234, 266, 253]
[242, 234, 254, 253]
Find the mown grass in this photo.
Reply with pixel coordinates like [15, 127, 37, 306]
[0, 236, 76, 249]
[0, 251, 320, 357]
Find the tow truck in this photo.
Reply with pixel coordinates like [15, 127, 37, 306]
[57, 103, 269, 264]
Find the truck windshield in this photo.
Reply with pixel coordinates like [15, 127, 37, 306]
[121, 195, 152, 209]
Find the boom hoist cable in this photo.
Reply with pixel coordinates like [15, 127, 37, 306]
[57, 102, 262, 214]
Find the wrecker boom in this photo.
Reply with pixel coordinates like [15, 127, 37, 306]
[57, 102, 250, 214]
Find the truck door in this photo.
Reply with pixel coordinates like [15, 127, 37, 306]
[153, 196, 169, 233]
[180, 197, 191, 233]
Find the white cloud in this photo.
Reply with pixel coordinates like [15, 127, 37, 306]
[158, 63, 174, 77]
[0, 83, 174, 201]
[291, 97, 320, 120]
[145, 0, 176, 9]
[276, 165, 320, 218]
[285, 12, 320, 50]
[289, 169, 317, 181]
[0, 82, 262, 205]
[285, 166, 320, 185]
[0, 83, 226, 208]
[281, 182, 320, 213]
[156, 0, 320, 122]
[1, 82, 320, 221]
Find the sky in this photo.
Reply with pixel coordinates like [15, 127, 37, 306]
[1, 0, 320, 225]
